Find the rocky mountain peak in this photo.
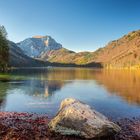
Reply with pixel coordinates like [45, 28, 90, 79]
[17, 35, 62, 58]
[32, 35, 45, 38]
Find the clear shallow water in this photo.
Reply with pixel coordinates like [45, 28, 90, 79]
[0, 68, 140, 119]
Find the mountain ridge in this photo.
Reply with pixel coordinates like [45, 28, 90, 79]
[44, 30, 140, 68]
[11, 29, 140, 68]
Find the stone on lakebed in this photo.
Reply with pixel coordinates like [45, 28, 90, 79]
[48, 98, 121, 139]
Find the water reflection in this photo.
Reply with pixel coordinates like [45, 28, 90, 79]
[93, 70, 140, 105]
[0, 68, 140, 118]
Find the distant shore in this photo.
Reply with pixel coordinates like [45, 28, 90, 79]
[0, 112, 139, 140]
[2, 65, 140, 73]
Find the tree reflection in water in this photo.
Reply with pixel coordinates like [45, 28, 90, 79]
[0, 68, 140, 118]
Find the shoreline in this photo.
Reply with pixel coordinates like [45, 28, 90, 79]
[0, 112, 139, 140]
[3, 64, 140, 71]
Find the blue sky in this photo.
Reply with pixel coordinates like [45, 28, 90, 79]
[0, 0, 140, 52]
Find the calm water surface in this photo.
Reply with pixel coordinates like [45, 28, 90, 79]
[0, 68, 140, 119]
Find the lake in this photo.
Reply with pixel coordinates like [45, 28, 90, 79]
[0, 67, 140, 119]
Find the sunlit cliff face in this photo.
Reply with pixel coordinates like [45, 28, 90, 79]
[32, 35, 44, 38]
[32, 35, 50, 46]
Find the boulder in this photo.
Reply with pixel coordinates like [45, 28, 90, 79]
[49, 98, 121, 139]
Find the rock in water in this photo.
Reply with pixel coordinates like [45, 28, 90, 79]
[49, 98, 121, 139]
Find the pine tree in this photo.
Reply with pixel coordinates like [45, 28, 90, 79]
[0, 25, 9, 71]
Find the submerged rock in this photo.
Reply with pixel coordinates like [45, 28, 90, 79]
[49, 98, 121, 139]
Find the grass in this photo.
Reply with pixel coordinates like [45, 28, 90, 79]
[0, 73, 27, 81]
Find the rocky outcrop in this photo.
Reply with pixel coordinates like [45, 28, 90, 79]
[49, 98, 121, 139]
[17, 36, 62, 58]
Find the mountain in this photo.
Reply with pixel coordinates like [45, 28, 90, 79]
[17, 30, 140, 68]
[17, 36, 97, 65]
[8, 41, 49, 67]
[93, 30, 140, 68]
[41, 30, 140, 68]
[17, 36, 62, 58]
[44, 48, 94, 65]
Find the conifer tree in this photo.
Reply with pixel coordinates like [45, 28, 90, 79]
[0, 25, 9, 71]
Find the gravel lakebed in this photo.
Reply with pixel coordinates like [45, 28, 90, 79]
[0, 112, 139, 140]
